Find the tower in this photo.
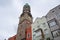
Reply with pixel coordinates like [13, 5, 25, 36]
[16, 3, 33, 40]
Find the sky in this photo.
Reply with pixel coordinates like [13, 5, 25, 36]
[0, 0, 60, 40]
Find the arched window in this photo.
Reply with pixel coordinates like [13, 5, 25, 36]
[27, 33, 30, 38]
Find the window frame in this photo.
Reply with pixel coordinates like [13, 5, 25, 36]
[52, 29, 60, 38]
[27, 33, 30, 38]
[47, 18, 57, 28]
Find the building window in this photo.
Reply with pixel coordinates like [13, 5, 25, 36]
[46, 37, 50, 40]
[52, 29, 60, 38]
[33, 28, 35, 31]
[58, 30, 60, 35]
[37, 21, 39, 23]
[52, 31, 57, 37]
[19, 34, 21, 36]
[56, 13, 60, 18]
[43, 23, 45, 25]
[49, 21, 56, 27]
[42, 23, 46, 27]
[33, 39, 35, 40]
[48, 18, 57, 27]
[44, 28, 49, 34]
[59, 7, 60, 9]
[27, 33, 30, 38]
[33, 34, 35, 37]
[37, 25, 40, 28]
[21, 38, 26, 40]
[52, 10, 54, 13]
[44, 28, 47, 31]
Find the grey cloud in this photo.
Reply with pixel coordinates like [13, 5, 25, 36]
[0, 0, 12, 7]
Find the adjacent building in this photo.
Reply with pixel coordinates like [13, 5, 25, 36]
[8, 35, 16, 40]
[32, 16, 53, 40]
[46, 5, 60, 40]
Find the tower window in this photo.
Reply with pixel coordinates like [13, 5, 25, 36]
[27, 11, 29, 12]
[27, 33, 30, 38]
[21, 38, 26, 40]
[19, 33, 21, 36]
[24, 10, 26, 12]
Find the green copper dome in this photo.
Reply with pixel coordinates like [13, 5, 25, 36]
[21, 3, 32, 18]
[23, 3, 30, 8]
[25, 3, 29, 6]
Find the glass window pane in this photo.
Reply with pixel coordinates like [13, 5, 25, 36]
[53, 31, 57, 37]
[49, 21, 56, 27]
[52, 30, 60, 38]
[56, 13, 60, 18]
[27, 33, 30, 38]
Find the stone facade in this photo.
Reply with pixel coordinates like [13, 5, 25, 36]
[32, 16, 53, 40]
[16, 3, 33, 40]
[46, 5, 60, 40]
[26, 26, 32, 40]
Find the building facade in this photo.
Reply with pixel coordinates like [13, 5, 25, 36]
[26, 26, 32, 40]
[32, 16, 53, 40]
[16, 3, 33, 40]
[46, 5, 60, 40]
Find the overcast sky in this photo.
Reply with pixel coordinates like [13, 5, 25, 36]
[0, 0, 60, 40]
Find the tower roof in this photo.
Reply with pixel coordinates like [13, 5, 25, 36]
[20, 3, 32, 18]
[23, 3, 30, 8]
[24, 3, 29, 6]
